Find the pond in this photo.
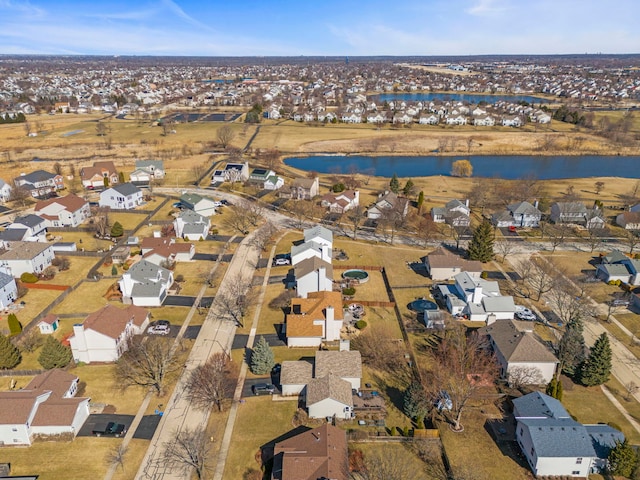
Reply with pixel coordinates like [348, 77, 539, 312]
[371, 92, 551, 104]
[284, 154, 640, 180]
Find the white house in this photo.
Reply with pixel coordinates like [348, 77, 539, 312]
[129, 160, 165, 184]
[119, 260, 173, 307]
[179, 193, 217, 217]
[303, 225, 333, 248]
[431, 199, 471, 227]
[0, 241, 55, 277]
[449, 272, 516, 321]
[0, 369, 90, 445]
[596, 250, 640, 286]
[0, 179, 12, 202]
[140, 237, 195, 266]
[306, 375, 353, 420]
[279, 177, 319, 200]
[34, 194, 91, 228]
[263, 174, 284, 190]
[492, 201, 542, 228]
[14, 170, 64, 198]
[7, 214, 48, 241]
[481, 320, 558, 385]
[173, 210, 211, 241]
[0, 270, 18, 309]
[211, 162, 250, 183]
[320, 190, 359, 214]
[473, 115, 495, 126]
[366, 191, 409, 220]
[291, 241, 332, 266]
[424, 247, 483, 281]
[99, 183, 143, 210]
[69, 304, 150, 363]
[285, 291, 344, 347]
[294, 256, 333, 299]
[36, 313, 59, 334]
[280, 360, 314, 396]
[513, 392, 623, 477]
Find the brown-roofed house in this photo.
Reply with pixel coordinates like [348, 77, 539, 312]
[37, 313, 59, 334]
[34, 193, 91, 227]
[294, 256, 333, 299]
[271, 424, 348, 480]
[424, 247, 483, 281]
[306, 374, 353, 419]
[286, 291, 344, 347]
[0, 369, 90, 445]
[69, 304, 150, 363]
[80, 161, 119, 189]
[140, 237, 195, 266]
[480, 319, 558, 385]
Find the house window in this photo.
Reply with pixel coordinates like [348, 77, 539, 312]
[576, 458, 582, 464]
[530, 447, 535, 456]
[11, 428, 17, 432]
[519, 427, 523, 436]
[572, 471, 580, 475]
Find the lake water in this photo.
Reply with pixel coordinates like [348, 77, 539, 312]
[284, 155, 640, 180]
[371, 93, 551, 104]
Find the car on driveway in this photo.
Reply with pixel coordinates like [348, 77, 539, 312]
[273, 258, 291, 266]
[92, 422, 127, 437]
[515, 306, 536, 321]
[252, 383, 276, 395]
[147, 320, 171, 335]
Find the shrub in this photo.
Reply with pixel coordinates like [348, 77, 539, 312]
[122, 263, 130, 271]
[7, 314, 22, 335]
[110, 221, 124, 238]
[480, 271, 488, 279]
[210, 228, 219, 236]
[355, 320, 368, 330]
[389, 427, 396, 436]
[111, 265, 117, 276]
[342, 287, 356, 296]
[403, 426, 410, 437]
[20, 272, 38, 283]
[175, 274, 184, 283]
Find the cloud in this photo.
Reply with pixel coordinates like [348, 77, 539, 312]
[0, 0, 45, 17]
[159, 0, 213, 32]
[465, 0, 507, 16]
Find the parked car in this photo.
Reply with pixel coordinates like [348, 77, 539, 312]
[515, 306, 536, 321]
[212, 201, 223, 207]
[92, 422, 127, 437]
[252, 383, 276, 395]
[273, 258, 291, 266]
[148, 320, 171, 335]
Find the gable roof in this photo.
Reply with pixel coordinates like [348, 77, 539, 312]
[25, 369, 77, 398]
[481, 320, 558, 363]
[294, 256, 333, 280]
[35, 193, 87, 213]
[0, 390, 47, 424]
[110, 182, 141, 196]
[426, 247, 483, 272]
[513, 391, 570, 419]
[280, 360, 314, 386]
[303, 225, 333, 245]
[315, 350, 362, 380]
[585, 424, 625, 459]
[287, 291, 344, 338]
[10, 214, 45, 228]
[16, 170, 57, 184]
[519, 417, 597, 458]
[0, 241, 51, 261]
[508, 201, 541, 216]
[0, 270, 15, 289]
[602, 250, 629, 264]
[273, 424, 348, 480]
[306, 374, 353, 407]
[81, 304, 149, 339]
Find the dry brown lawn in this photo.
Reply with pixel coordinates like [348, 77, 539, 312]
[51, 279, 119, 315]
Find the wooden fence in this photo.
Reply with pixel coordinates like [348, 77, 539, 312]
[333, 265, 383, 271]
[22, 283, 70, 292]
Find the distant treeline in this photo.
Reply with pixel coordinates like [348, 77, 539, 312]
[0, 112, 26, 124]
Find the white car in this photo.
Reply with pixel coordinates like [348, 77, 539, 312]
[212, 201, 223, 207]
[147, 324, 170, 335]
[515, 307, 536, 321]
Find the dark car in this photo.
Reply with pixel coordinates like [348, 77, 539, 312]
[92, 422, 127, 437]
[252, 383, 276, 395]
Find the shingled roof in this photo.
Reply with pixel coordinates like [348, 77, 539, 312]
[306, 374, 353, 407]
[287, 291, 344, 338]
[481, 320, 558, 363]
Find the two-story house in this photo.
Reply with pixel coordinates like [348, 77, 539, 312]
[80, 161, 119, 189]
[320, 190, 359, 214]
[179, 193, 217, 217]
[6, 214, 48, 241]
[129, 160, 165, 184]
[492, 201, 542, 228]
[365, 191, 409, 220]
[285, 291, 345, 347]
[118, 259, 173, 306]
[0, 179, 12, 202]
[14, 170, 64, 198]
[99, 183, 143, 210]
[431, 199, 471, 227]
[0, 270, 18, 309]
[0, 241, 55, 277]
[173, 210, 211, 241]
[211, 162, 250, 183]
[34, 194, 91, 228]
[278, 177, 320, 200]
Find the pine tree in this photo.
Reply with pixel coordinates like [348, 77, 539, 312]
[103, 176, 109, 188]
[417, 191, 425, 213]
[118, 171, 125, 183]
[467, 220, 494, 262]
[403, 381, 429, 419]
[555, 379, 563, 401]
[249, 336, 274, 375]
[38, 336, 73, 369]
[0, 334, 21, 369]
[545, 378, 557, 398]
[580, 333, 612, 386]
[608, 439, 638, 478]
[402, 179, 414, 196]
[111, 221, 124, 237]
[7, 313, 22, 335]
[389, 173, 400, 194]
[557, 320, 586, 377]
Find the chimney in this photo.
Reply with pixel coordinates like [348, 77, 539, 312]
[339, 339, 350, 351]
[534, 200, 539, 209]
[472, 286, 483, 304]
[325, 305, 334, 322]
[318, 267, 325, 291]
[153, 230, 161, 238]
[465, 199, 470, 208]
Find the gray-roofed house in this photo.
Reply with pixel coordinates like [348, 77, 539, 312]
[179, 193, 217, 217]
[291, 241, 332, 266]
[99, 183, 143, 210]
[294, 256, 333, 299]
[278, 177, 320, 200]
[513, 391, 623, 477]
[306, 374, 354, 420]
[424, 247, 483, 281]
[280, 360, 314, 396]
[596, 250, 640, 286]
[492, 201, 542, 228]
[0, 228, 29, 245]
[0, 178, 12, 202]
[450, 271, 516, 321]
[0, 270, 18, 309]
[129, 159, 165, 184]
[118, 259, 173, 307]
[315, 350, 362, 390]
[303, 225, 333, 247]
[211, 162, 250, 183]
[0, 241, 55, 277]
[173, 209, 211, 241]
[7, 214, 47, 240]
[365, 190, 410, 220]
[13, 170, 64, 198]
[431, 199, 471, 227]
[481, 320, 558, 385]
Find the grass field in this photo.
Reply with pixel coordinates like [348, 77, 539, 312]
[51, 279, 118, 315]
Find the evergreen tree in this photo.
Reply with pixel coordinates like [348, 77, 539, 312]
[545, 378, 557, 398]
[403, 381, 429, 419]
[467, 221, 494, 262]
[111, 265, 118, 276]
[7, 313, 22, 335]
[417, 191, 425, 213]
[402, 179, 414, 196]
[103, 176, 109, 188]
[608, 439, 638, 478]
[389, 173, 400, 194]
[110, 221, 124, 237]
[580, 332, 612, 386]
[556, 320, 586, 377]
[249, 336, 274, 375]
[38, 336, 73, 369]
[556, 379, 563, 401]
[0, 334, 21, 369]
[118, 171, 125, 183]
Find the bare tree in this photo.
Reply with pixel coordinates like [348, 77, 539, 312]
[604, 292, 631, 322]
[547, 224, 571, 253]
[190, 164, 205, 183]
[114, 336, 181, 395]
[215, 274, 255, 327]
[594, 181, 605, 195]
[378, 201, 408, 245]
[424, 325, 498, 431]
[625, 381, 639, 401]
[163, 427, 212, 480]
[241, 199, 265, 227]
[414, 214, 440, 247]
[223, 202, 253, 234]
[346, 205, 366, 240]
[494, 240, 515, 263]
[526, 256, 558, 301]
[351, 324, 410, 383]
[161, 119, 174, 136]
[216, 125, 235, 149]
[185, 353, 237, 411]
[96, 121, 109, 136]
[360, 448, 424, 480]
[547, 279, 595, 325]
[106, 445, 128, 472]
[507, 365, 546, 388]
[250, 221, 279, 251]
[17, 328, 43, 353]
[53, 162, 63, 175]
[91, 206, 111, 237]
[286, 200, 313, 229]
[9, 185, 31, 207]
[624, 230, 640, 255]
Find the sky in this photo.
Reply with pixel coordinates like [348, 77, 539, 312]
[1, 0, 639, 56]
